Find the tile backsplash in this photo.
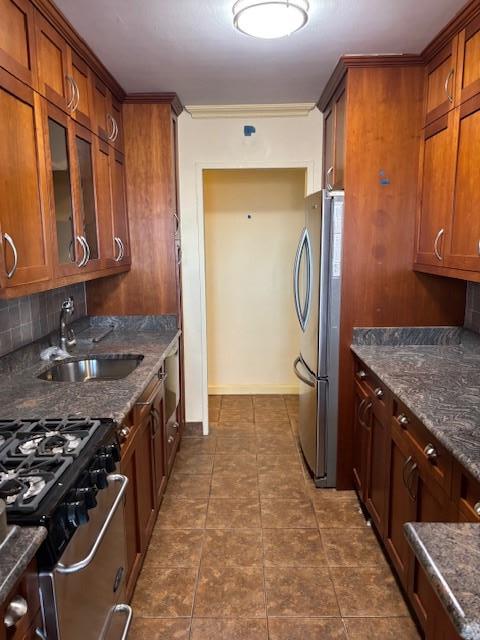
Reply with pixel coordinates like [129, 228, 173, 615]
[0, 284, 86, 357]
[464, 282, 480, 333]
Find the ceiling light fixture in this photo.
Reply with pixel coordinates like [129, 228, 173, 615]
[233, 0, 310, 39]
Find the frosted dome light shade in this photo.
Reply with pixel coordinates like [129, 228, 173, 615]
[233, 1, 309, 39]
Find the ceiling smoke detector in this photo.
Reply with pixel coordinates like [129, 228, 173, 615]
[233, 0, 310, 39]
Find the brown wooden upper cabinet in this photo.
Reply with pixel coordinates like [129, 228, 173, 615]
[71, 51, 95, 130]
[424, 37, 458, 125]
[323, 84, 346, 191]
[93, 76, 123, 150]
[0, 0, 37, 88]
[457, 14, 480, 105]
[34, 10, 73, 114]
[0, 69, 51, 291]
[110, 151, 130, 264]
[415, 111, 457, 267]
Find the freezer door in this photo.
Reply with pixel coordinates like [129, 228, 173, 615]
[294, 356, 319, 475]
[300, 191, 332, 377]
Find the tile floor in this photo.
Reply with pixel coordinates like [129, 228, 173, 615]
[129, 395, 420, 640]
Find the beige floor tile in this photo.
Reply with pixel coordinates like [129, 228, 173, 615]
[202, 529, 263, 566]
[215, 436, 258, 454]
[268, 618, 347, 640]
[210, 472, 259, 499]
[331, 566, 410, 617]
[213, 452, 258, 474]
[145, 529, 204, 567]
[166, 474, 212, 499]
[194, 566, 265, 618]
[215, 422, 256, 436]
[258, 474, 306, 500]
[222, 395, 253, 408]
[206, 498, 261, 529]
[173, 452, 214, 475]
[128, 618, 191, 640]
[190, 618, 268, 640]
[156, 497, 208, 529]
[312, 491, 367, 528]
[263, 528, 326, 566]
[322, 527, 387, 567]
[132, 566, 197, 617]
[180, 437, 216, 454]
[254, 422, 292, 435]
[256, 453, 302, 473]
[260, 498, 317, 528]
[265, 566, 339, 617]
[343, 617, 421, 639]
[220, 409, 255, 422]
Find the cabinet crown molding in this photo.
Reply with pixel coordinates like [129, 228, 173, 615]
[184, 103, 316, 119]
[124, 93, 184, 115]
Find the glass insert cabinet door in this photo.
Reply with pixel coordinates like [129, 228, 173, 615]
[46, 103, 101, 272]
[74, 129, 99, 262]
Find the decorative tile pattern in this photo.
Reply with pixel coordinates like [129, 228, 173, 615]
[131, 394, 418, 637]
[0, 284, 86, 357]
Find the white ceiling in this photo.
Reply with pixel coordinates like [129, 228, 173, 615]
[55, 0, 466, 105]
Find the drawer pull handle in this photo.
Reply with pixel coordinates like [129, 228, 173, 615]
[474, 502, 480, 517]
[423, 443, 438, 462]
[397, 413, 409, 427]
[4, 595, 28, 627]
[356, 370, 367, 380]
[374, 387, 384, 399]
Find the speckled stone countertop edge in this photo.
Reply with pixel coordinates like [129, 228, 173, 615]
[404, 523, 480, 640]
[0, 526, 47, 605]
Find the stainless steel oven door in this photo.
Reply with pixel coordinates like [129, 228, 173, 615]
[40, 474, 131, 640]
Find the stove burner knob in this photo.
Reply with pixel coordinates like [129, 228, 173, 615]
[75, 487, 97, 510]
[106, 443, 120, 463]
[66, 499, 89, 529]
[96, 453, 116, 473]
[89, 468, 108, 490]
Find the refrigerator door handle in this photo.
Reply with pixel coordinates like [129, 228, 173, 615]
[302, 229, 313, 328]
[293, 228, 306, 330]
[293, 357, 316, 388]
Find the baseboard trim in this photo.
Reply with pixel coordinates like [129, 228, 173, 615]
[208, 384, 300, 395]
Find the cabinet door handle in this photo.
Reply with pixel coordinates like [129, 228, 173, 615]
[107, 113, 115, 140]
[444, 69, 454, 104]
[374, 387, 384, 399]
[82, 236, 91, 265]
[76, 235, 88, 267]
[326, 166, 334, 191]
[112, 117, 119, 142]
[3, 233, 18, 279]
[119, 238, 125, 261]
[474, 501, 480, 517]
[423, 443, 438, 463]
[403, 456, 418, 502]
[356, 370, 367, 380]
[114, 236, 122, 262]
[397, 413, 409, 427]
[408, 462, 418, 502]
[359, 399, 372, 429]
[66, 74, 76, 110]
[433, 228, 444, 261]
[72, 77, 80, 112]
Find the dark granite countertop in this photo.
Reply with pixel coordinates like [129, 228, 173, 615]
[405, 522, 480, 640]
[0, 318, 180, 423]
[0, 526, 47, 605]
[351, 329, 480, 484]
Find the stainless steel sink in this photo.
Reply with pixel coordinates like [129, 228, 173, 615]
[38, 355, 144, 382]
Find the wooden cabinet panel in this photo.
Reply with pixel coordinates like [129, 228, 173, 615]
[93, 76, 109, 141]
[94, 139, 115, 264]
[34, 11, 72, 113]
[111, 151, 130, 264]
[384, 426, 416, 586]
[452, 464, 480, 522]
[120, 440, 142, 603]
[415, 112, 457, 267]
[134, 415, 156, 551]
[0, 559, 40, 640]
[352, 381, 369, 499]
[365, 407, 388, 536]
[457, 15, 480, 104]
[71, 51, 94, 130]
[323, 85, 346, 191]
[446, 97, 480, 271]
[0, 70, 50, 290]
[425, 38, 458, 125]
[0, 0, 37, 88]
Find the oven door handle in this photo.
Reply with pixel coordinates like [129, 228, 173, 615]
[55, 474, 128, 575]
[110, 604, 133, 640]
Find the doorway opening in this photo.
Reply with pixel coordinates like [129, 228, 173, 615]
[203, 167, 306, 398]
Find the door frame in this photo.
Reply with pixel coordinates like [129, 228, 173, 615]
[193, 160, 315, 434]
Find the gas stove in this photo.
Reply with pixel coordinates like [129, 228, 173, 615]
[0, 418, 120, 567]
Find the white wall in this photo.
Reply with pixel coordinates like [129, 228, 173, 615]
[178, 108, 323, 425]
[204, 168, 305, 395]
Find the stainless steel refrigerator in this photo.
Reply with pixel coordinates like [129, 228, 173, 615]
[293, 189, 344, 487]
